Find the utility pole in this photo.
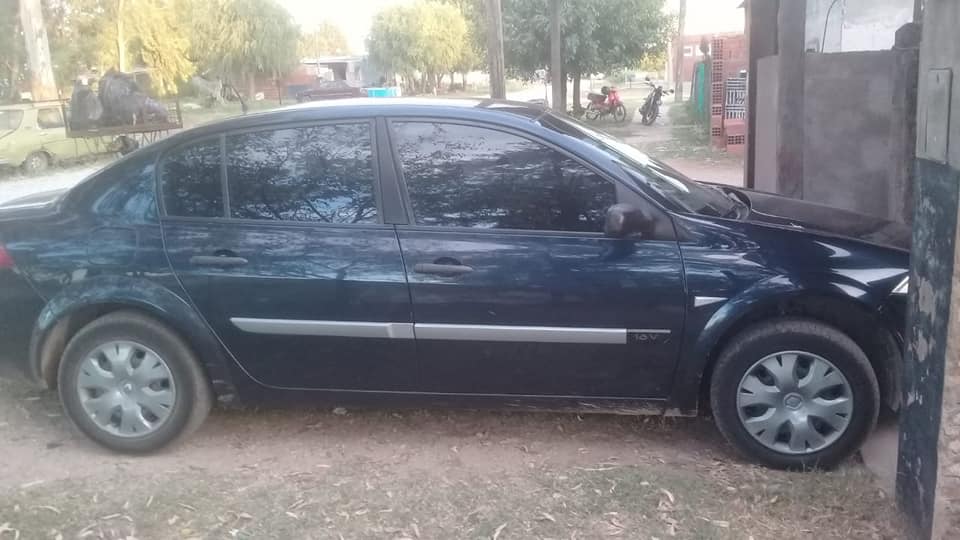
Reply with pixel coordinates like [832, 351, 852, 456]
[485, 0, 506, 99]
[550, 0, 563, 112]
[19, 0, 58, 101]
[673, 0, 686, 102]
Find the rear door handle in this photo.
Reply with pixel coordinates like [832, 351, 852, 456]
[413, 263, 474, 276]
[189, 255, 248, 267]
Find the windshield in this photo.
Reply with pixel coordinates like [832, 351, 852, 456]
[540, 112, 742, 218]
[0, 110, 23, 131]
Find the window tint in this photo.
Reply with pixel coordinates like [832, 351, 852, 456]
[37, 108, 64, 129]
[392, 122, 617, 232]
[161, 138, 224, 218]
[226, 123, 378, 224]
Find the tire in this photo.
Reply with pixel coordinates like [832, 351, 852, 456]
[710, 318, 879, 470]
[584, 107, 601, 121]
[613, 104, 627, 123]
[22, 151, 50, 175]
[58, 311, 213, 454]
[641, 106, 658, 126]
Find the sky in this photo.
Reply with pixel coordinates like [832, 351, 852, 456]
[279, 0, 745, 55]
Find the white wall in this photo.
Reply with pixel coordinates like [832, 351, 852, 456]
[805, 0, 914, 53]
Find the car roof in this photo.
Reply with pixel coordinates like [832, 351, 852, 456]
[166, 98, 551, 145]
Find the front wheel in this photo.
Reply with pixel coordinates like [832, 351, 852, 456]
[22, 151, 50, 175]
[584, 106, 601, 121]
[58, 311, 213, 453]
[641, 104, 659, 125]
[612, 104, 627, 123]
[710, 318, 879, 470]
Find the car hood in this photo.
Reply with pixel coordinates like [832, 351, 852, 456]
[735, 188, 910, 251]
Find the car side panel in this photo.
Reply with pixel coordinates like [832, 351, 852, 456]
[668, 215, 909, 412]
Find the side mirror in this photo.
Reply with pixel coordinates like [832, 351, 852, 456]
[604, 203, 652, 238]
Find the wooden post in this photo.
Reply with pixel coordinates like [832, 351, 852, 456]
[486, 0, 506, 100]
[550, 0, 563, 111]
[775, 0, 805, 199]
[673, 0, 686, 102]
[18, 0, 58, 101]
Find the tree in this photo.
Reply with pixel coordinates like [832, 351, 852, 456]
[43, 0, 194, 95]
[501, 0, 671, 111]
[299, 20, 349, 58]
[368, 1, 468, 94]
[438, 0, 485, 88]
[19, 0, 58, 100]
[190, 0, 300, 99]
[0, 0, 24, 100]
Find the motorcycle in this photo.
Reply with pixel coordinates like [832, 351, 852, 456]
[638, 80, 672, 126]
[584, 86, 627, 122]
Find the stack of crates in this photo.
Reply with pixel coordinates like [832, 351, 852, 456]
[723, 77, 747, 155]
[710, 38, 726, 148]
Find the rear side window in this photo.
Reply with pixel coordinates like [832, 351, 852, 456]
[37, 108, 64, 129]
[225, 123, 377, 224]
[161, 138, 224, 218]
[391, 121, 617, 232]
[0, 110, 23, 130]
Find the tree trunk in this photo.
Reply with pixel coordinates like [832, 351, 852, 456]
[571, 68, 582, 112]
[462, 72, 468, 89]
[116, 0, 126, 71]
[559, 66, 568, 113]
[674, 0, 686, 102]
[247, 71, 257, 101]
[485, 0, 506, 99]
[18, 0, 58, 101]
[449, 71, 455, 91]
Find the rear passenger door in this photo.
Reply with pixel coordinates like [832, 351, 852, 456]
[160, 120, 416, 391]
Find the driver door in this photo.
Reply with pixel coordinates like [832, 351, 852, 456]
[389, 120, 686, 398]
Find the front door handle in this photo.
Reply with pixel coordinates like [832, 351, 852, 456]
[413, 263, 474, 276]
[190, 255, 248, 267]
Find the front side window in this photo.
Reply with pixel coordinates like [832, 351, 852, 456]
[226, 123, 378, 224]
[161, 138, 224, 218]
[37, 108, 64, 129]
[391, 122, 617, 232]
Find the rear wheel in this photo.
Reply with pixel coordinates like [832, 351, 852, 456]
[58, 311, 212, 453]
[22, 151, 50, 175]
[710, 318, 879, 469]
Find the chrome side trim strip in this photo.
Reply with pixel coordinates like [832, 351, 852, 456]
[231, 318, 672, 344]
[415, 324, 628, 344]
[693, 296, 727, 308]
[230, 318, 415, 339]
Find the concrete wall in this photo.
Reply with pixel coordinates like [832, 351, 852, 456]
[802, 50, 914, 220]
[754, 55, 779, 194]
[805, 0, 913, 53]
[753, 48, 917, 223]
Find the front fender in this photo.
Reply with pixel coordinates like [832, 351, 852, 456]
[668, 273, 882, 412]
[29, 274, 238, 403]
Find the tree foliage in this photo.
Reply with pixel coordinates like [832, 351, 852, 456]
[0, 0, 24, 100]
[298, 20, 349, 58]
[190, 0, 300, 89]
[501, 0, 671, 106]
[43, 0, 194, 95]
[367, 1, 468, 93]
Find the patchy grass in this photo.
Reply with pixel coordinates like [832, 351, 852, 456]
[0, 456, 902, 540]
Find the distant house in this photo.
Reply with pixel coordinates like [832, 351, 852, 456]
[254, 55, 372, 101]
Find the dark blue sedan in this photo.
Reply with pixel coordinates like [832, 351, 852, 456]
[0, 99, 909, 469]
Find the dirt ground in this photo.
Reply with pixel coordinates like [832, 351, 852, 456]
[0, 371, 903, 540]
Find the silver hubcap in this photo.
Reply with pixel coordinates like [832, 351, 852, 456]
[75, 341, 176, 437]
[736, 351, 853, 455]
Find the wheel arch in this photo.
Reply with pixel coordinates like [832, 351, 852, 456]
[671, 282, 902, 415]
[30, 276, 239, 404]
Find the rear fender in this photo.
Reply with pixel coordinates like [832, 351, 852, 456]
[30, 275, 239, 403]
